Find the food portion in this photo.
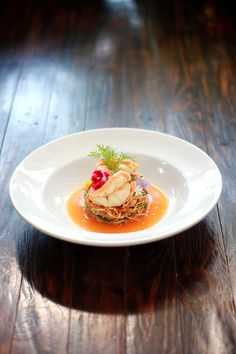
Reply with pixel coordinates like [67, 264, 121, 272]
[67, 145, 169, 233]
[84, 145, 150, 224]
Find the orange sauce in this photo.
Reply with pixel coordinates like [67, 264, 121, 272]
[67, 185, 168, 233]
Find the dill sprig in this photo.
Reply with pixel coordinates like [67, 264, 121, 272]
[88, 144, 135, 171]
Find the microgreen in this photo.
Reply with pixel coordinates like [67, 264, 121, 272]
[88, 144, 135, 172]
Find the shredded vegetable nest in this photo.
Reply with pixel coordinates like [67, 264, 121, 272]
[84, 190, 150, 224]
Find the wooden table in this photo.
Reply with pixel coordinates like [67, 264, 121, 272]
[1, 0, 236, 353]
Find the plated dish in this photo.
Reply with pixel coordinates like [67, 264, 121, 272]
[10, 128, 222, 247]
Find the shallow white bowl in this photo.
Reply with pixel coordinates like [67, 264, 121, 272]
[10, 128, 222, 246]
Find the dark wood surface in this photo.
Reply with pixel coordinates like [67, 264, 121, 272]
[0, 0, 236, 353]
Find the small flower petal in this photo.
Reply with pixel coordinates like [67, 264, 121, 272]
[84, 180, 92, 190]
[90, 169, 110, 190]
[137, 178, 150, 189]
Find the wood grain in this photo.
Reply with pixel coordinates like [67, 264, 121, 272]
[0, 2, 67, 353]
[193, 37, 236, 296]
[7, 5, 72, 354]
[0, 0, 236, 353]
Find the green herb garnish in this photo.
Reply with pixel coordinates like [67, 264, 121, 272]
[88, 144, 134, 172]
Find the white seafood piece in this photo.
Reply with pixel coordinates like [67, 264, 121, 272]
[89, 171, 132, 207]
[119, 159, 139, 173]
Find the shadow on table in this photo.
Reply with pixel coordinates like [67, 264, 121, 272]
[16, 220, 218, 315]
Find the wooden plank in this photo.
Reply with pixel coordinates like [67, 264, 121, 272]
[0, 60, 22, 151]
[69, 246, 125, 354]
[166, 33, 236, 354]
[42, 21, 92, 142]
[0, 3, 34, 354]
[14, 231, 74, 354]
[190, 35, 236, 339]
[83, 25, 125, 129]
[125, 240, 182, 354]
[181, 9, 236, 352]
[0, 0, 33, 150]
[0, 3, 70, 353]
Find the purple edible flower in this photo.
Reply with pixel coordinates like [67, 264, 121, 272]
[137, 178, 150, 189]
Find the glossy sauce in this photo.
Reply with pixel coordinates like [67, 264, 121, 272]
[67, 185, 169, 233]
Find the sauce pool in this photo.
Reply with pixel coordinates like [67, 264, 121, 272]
[67, 185, 169, 233]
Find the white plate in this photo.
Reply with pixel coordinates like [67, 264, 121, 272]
[10, 128, 222, 247]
